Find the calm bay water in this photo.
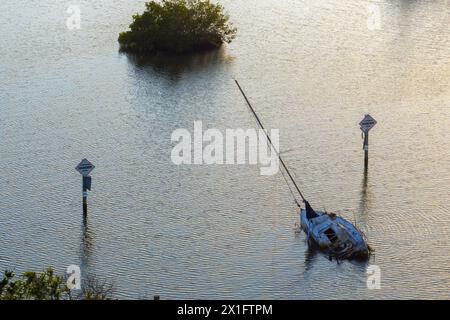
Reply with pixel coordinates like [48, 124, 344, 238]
[0, 0, 449, 299]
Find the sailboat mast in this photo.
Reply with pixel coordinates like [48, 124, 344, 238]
[235, 80, 307, 204]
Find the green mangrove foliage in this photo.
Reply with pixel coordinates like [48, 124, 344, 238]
[118, 0, 237, 54]
[0, 268, 68, 300]
[0, 268, 113, 300]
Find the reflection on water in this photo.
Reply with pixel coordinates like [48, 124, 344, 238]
[303, 247, 318, 273]
[80, 216, 93, 273]
[123, 47, 234, 78]
[358, 167, 370, 228]
[0, 0, 449, 299]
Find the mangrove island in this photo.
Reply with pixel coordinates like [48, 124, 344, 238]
[118, 0, 237, 54]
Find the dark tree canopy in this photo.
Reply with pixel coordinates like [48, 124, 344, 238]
[118, 0, 237, 54]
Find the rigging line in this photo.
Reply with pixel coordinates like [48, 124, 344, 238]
[279, 163, 302, 208]
[235, 79, 307, 203]
[243, 96, 302, 208]
[244, 96, 300, 206]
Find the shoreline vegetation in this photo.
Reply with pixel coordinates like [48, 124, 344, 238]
[0, 268, 114, 300]
[118, 0, 237, 55]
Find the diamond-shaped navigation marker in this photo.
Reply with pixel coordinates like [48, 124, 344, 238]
[76, 158, 95, 177]
[359, 114, 377, 133]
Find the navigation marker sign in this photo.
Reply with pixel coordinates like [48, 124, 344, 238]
[76, 158, 94, 217]
[76, 158, 95, 177]
[359, 114, 377, 134]
[359, 114, 377, 171]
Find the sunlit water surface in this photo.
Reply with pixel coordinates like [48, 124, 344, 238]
[0, 0, 449, 299]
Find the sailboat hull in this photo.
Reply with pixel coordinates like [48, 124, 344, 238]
[300, 209, 370, 260]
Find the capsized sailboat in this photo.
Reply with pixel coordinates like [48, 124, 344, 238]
[235, 80, 372, 261]
[300, 201, 370, 260]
